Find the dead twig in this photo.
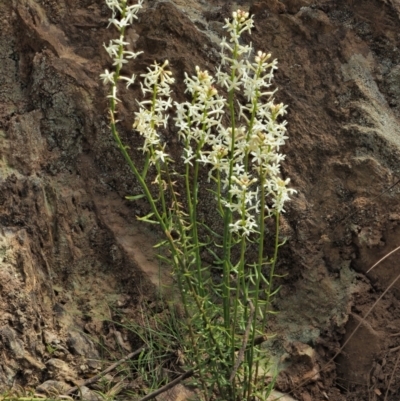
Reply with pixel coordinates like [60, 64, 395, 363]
[366, 245, 400, 274]
[384, 349, 400, 401]
[64, 346, 146, 396]
[137, 369, 195, 401]
[388, 345, 400, 353]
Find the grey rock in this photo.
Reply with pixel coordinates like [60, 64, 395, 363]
[36, 380, 71, 396]
[43, 330, 61, 345]
[46, 358, 77, 381]
[79, 385, 103, 401]
[386, 65, 400, 99]
[67, 331, 99, 359]
[0, 364, 16, 387]
[67, 330, 101, 370]
[0, 325, 24, 358]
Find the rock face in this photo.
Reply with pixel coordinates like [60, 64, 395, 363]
[1, 0, 400, 399]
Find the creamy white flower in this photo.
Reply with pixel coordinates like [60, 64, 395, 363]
[100, 69, 115, 85]
[108, 16, 127, 29]
[154, 145, 169, 163]
[182, 147, 195, 166]
[104, 41, 119, 58]
[105, 0, 122, 10]
[113, 37, 129, 47]
[112, 56, 128, 68]
[229, 215, 258, 237]
[271, 178, 297, 213]
[120, 73, 136, 88]
[106, 85, 121, 103]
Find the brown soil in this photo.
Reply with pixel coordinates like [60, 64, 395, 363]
[1, 0, 400, 400]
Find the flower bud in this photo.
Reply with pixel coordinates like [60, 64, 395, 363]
[255, 51, 271, 63]
[207, 86, 218, 97]
[271, 103, 284, 118]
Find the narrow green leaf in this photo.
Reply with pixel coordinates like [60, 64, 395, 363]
[126, 194, 146, 201]
[200, 221, 224, 239]
[204, 249, 221, 265]
[137, 212, 159, 224]
[269, 285, 282, 297]
[153, 240, 169, 249]
[156, 254, 173, 264]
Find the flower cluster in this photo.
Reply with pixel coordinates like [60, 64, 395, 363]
[106, 0, 143, 29]
[175, 67, 225, 166]
[100, 1, 295, 237]
[100, 0, 144, 103]
[133, 61, 175, 164]
[176, 10, 295, 236]
[101, 0, 175, 166]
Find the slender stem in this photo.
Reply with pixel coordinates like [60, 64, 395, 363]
[246, 165, 266, 401]
[222, 39, 240, 333]
[244, 66, 262, 172]
[175, 262, 209, 397]
[141, 83, 159, 180]
[216, 169, 224, 217]
[192, 143, 205, 298]
[231, 192, 248, 364]
[267, 212, 281, 306]
[151, 87, 169, 222]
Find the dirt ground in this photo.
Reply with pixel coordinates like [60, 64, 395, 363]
[1, 0, 400, 399]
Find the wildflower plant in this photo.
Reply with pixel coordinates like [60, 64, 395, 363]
[101, 1, 296, 400]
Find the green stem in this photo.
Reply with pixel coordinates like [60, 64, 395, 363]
[246, 165, 266, 401]
[254, 211, 281, 399]
[191, 144, 205, 298]
[151, 87, 169, 221]
[222, 39, 240, 332]
[266, 212, 281, 306]
[216, 169, 224, 217]
[141, 83, 159, 180]
[244, 84, 261, 171]
[230, 231, 247, 394]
